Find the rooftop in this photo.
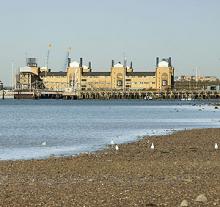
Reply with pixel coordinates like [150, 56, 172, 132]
[82, 72, 111, 76]
[39, 72, 67, 77]
[126, 72, 155, 76]
[158, 60, 169, 67]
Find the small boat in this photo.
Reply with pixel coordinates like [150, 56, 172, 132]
[181, 97, 193, 101]
[144, 96, 153, 100]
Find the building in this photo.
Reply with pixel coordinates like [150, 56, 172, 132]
[0, 80, 3, 90]
[177, 75, 219, 82]
[206, 85, 220, 91]
[16, 57, 174, 92]
[175, 75, 220, 91]
[16, 58, 44, 90]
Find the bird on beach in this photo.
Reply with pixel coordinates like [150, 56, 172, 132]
[215, 143, 218, 150]
[41, 141, 47, 146]
[150, 143, 154, 150]
[115, 145, 119, 151]
[111, 139, 114, 145]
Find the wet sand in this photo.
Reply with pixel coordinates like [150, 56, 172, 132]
[0, 128, 220, 206]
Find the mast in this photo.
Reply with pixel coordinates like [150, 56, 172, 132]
[11, 62, 14, 90]
[123, 52, 126, 92]
[195, 67, 198, 89]
[46, 43, 52, 70]
[72, 72, 74, 89]
[46, 43, 52, 80]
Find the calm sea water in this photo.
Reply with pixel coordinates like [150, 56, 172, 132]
[0, 99, 220, 160]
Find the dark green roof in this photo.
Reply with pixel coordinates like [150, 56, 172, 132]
[39, 72, 67, 77]
[82, 72, 111, 76]
[126, 72, 155, 76]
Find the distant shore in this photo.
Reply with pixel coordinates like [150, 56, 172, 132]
[0, 128, 220, 206]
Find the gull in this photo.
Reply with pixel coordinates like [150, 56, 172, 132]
[41, 141, 47, 146]
[111, 139, 114, 145]
[115, 145, 119, 151]
[215, 143, 218, 150]
[150, 143, 154, 150]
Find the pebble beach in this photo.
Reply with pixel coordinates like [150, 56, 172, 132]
[0, 128, 220, 206]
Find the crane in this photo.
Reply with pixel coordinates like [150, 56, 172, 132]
[64, 47, 71, 71]
[46, 43, 52, 70]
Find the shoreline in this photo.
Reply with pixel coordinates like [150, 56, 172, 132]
[1, 101, 220, 161]
[0, 126, 216, 161]
[0, 128, 177, 161]
[0, 128, 220, 206]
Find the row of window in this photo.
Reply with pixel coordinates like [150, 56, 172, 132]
[82, 76, 109, 79]
[82, 76, 156, 81]
[87, 82, 111, 85]
[129, 82, 156, 85]
[127, 76, 156, 79]
[41, 76, 66, 79]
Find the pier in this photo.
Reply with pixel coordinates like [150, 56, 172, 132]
[4, 89, 220, 100]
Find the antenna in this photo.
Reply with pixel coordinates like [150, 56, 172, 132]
[25, 52, 28, 65]
[11, 62, 14, 90]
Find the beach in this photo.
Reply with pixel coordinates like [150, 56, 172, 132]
[0, 128, 220, 206]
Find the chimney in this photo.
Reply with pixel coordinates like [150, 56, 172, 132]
[80, 58, 83, 68]
[67, 57, 71, 67]
[88, 61, 91, 69]
[112, 60, 114, 67]
[168, 57, 172, 67]
[156, 57, 159, 67]
[130, 61, 133, 69]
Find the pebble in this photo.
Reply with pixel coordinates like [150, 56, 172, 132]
[195, 194, 207, 203]
[180, 199, 188, 207]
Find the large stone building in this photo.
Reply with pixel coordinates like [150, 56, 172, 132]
[0, 80, 3, 90]
[16, 57, 174, 92]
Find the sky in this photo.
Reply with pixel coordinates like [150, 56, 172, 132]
[0, 0, 220, 85]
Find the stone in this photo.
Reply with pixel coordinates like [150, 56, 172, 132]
[195, 194, 208, 203]
[180, 199, 188, 207]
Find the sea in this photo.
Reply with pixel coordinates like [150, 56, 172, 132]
[0, 99, 220, 160]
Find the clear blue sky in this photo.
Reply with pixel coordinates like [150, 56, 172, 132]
[0, 0, 220, 85]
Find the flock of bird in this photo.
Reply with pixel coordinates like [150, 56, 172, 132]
[110, 138, 155, 151]
[40, 139, 219, 152]
[110, 139, 218, 151]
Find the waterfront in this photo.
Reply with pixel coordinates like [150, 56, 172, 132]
[0, 128, 219, 206]
[0, 99, 220, 160]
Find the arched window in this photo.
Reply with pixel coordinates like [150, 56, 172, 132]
[117, 73, 123, 78]
[161, 73, 168, 86]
